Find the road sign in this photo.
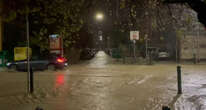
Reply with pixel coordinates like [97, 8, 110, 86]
[14, 47, 32, 61]
[130, 31, 139, 40]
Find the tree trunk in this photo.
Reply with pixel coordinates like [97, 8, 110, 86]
[0, 1, 3, 52]
[0, 1, 3, 51]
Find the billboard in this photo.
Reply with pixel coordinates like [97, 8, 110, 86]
[49, 34, 61, 50]
[49, 34, 63, 55]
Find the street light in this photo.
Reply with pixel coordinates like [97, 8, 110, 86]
[96, 12, 104, 21]
[95, 12, 104, 50]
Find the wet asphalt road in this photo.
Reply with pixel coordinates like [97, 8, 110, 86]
[0, 51, 206, 110]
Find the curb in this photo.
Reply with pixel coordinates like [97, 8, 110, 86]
[167, 94, 182, 110]
[0, 67, 7, 72]
[173, 94, 183, 110]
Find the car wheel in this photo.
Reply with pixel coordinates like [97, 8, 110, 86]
[10, 65, 17, 71]
[48, 65, 56, 71]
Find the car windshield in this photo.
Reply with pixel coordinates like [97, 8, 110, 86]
[1, 0, 206, 110]
[159, 49, 167, 52]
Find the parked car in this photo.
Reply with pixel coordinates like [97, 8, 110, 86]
[158, 49, 170, 60]
[6, 54, 68, 71]
[147, 47, 159, 59]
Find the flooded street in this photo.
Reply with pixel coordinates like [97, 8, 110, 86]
[1, 51, 206, 110]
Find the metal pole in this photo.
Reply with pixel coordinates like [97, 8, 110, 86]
[61, 36, 64, 57]
[0, 1, 3, 52]
[176, 35, 178, 63]
[146, 39, 148, 58]
[192, 30, 196, 64]
[177, 66, 182, 94]
[149, 51, 152, 65]
[26, 14, 31, 93]
[0, 16, 2, 52]
[133, 40, 136, 62]
[197, 23, 200, 63]
[30, 68, 34, 93]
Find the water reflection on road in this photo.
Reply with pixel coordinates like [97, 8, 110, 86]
[40, 51, 177, 110]
[85, 51, 111, 68]
[55, 74, 65, 88]
[1, 51, 206, 110]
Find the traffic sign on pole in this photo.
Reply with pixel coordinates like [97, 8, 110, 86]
[130, 31, 139, 40]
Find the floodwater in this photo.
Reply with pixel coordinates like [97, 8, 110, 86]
[0, 51, 206, 110]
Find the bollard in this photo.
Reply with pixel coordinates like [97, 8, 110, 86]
[30, 67, 34, 94]
[177, 66, 182, 94]
[162, 106, 171, 110]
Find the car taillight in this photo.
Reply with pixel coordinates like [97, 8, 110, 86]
[57, 58, 66, 63]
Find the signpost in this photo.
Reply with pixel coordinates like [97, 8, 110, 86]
[130, 31, 139, 62]
[130, 31, 139, 41]
[26, 14, 32, 94]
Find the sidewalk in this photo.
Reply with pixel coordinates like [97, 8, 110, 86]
[0, 67, 6, 72]
[174, 64, 206, 110]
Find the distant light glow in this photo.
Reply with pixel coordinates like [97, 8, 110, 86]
[99, 35, 103, 41]
[49, 34, 59, 38]
[96, 13, 104, 20]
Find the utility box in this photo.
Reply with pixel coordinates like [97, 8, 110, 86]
[14, 47, 32, 61]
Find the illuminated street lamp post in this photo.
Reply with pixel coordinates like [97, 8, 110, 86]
[95, 12, 104, 49]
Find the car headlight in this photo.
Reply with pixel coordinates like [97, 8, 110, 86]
[6, 62, 11, 66]
[64, 63, 68, 66]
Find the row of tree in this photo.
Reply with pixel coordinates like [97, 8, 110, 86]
[1, 0, 97, 51]
[1, 0, 201, 59]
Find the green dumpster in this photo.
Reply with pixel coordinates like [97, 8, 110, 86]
[0, 51, 8, 67]
[112, 49, 121, 58]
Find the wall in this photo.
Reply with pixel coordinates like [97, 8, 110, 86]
[181, 35, 206, 60]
